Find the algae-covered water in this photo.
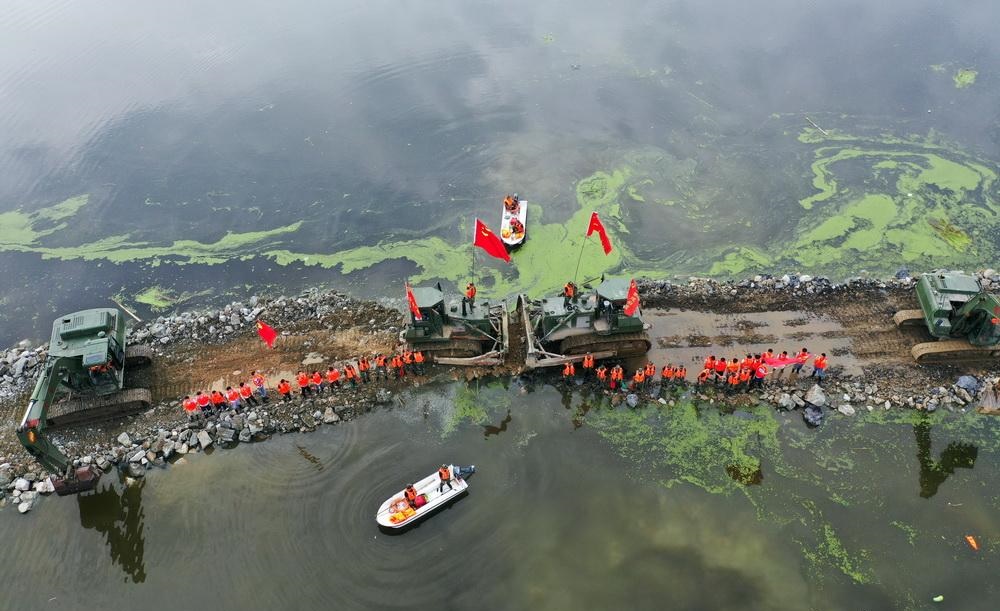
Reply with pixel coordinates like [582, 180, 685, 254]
[2, 381, 998, 610]
[1, 0, 998, 343]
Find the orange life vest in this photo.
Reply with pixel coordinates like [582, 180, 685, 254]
[714, 361, 727, 374]
[438, 467, 450, 481]
[563, 283, 575, 298]
[697, 369, 711, 383]
[645, 363, 655, 377]
[402, 351, 413, 364]
[296, 373, 309, 387]
[703, 357, 716, 370]
[252, 374, 265, 388]
[741, 358, 754, 371]
[196, 394, 210, 407]
[327, 368, 340, 383]
[212, 391, 226, 405]
[466, 284, 477, 299]
[345, 365, 357, 379]
[677, 367, 687, 379]
[814, 356, 828, 369]
[183, 398, 198, 412]
[227, 389, 240, 402]
[727, 361, 739, 374]
[375, 355, 387, 367]
[414, 351, 425, 363]
[739, 370, 751, 383]
[358, 358, 370, 371]
[392, 356, 403, 368]
[728, 374, 739, 386]
[404, 487, 418, 502]
[755, 364, 769, 379]
[633, 370, 645, 383]
[240, 385, 253, 398]
[596, 367, 607, 380]
[277, 381, 291, 394]
[311, 372, 322, 385]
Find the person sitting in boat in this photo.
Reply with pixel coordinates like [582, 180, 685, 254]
[503, 194, 519, 215]
[404, 484, 419, 509]
[509, 217, 524, 236]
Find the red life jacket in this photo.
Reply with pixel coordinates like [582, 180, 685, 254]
[239, 385, 253, 398]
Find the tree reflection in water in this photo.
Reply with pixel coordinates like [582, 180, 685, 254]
[77, 476, 146, 583]
[914, 420, 977, 498]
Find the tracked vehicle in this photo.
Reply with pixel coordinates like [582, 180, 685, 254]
[521, 277, 651, 368]
[402, 285, 509, 366]
[893, 271, 1000, 364]
[16, 308, 152, 495]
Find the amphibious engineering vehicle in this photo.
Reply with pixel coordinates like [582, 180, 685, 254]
[402, 285, 509, 366]
[893, 271, 1000, 364]
[521, 277, 651, 368]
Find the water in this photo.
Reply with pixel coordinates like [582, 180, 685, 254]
[2, 1, 1000, 608]
[2, 382, 998, 610]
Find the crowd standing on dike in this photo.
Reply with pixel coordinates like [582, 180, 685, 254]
[180, 350, 427, 421]
[179, 341, 831, 419]
[563, 348, 830, 395]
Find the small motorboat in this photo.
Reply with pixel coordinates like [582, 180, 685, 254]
[500, 194, 527, 249]
[375, 465, 475, 529]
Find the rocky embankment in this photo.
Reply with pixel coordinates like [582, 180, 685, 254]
[2, 272, 1000, 515]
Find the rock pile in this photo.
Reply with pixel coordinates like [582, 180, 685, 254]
[0, 340, 48, 402]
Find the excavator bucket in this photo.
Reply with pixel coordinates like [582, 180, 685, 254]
[53, 467, 100, 496]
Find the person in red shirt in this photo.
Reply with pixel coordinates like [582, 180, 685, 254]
[296, 371, 312, 397]
[182, 395, 202, 422]
[791, 347, 810, 376]
[225, 386, 242, 412]
[310, 371, 324, 394]
[239, 382, 259, 407]
[211, 390, 226, 413]
[344, 363, 358, 387]
[195, 391, 211, 414]
[811, 353, 829, 381]
[714, 358, 728, 384]
[326, 366, 341, 390]
[277, 379, 292, 402]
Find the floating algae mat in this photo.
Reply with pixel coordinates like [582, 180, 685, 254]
[2, 124, 997, 292]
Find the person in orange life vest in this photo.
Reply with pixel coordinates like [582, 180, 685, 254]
[310, 370, 324, 394]
[562, 361, 575, 379]
[763, 349, 774, 364]
[661, 365, 673, 384]
[277, 379, 292, 402]
[358, 356, 371, 383]
[644, 361, 656, 383]
[374, 354, 388, 380]
[225, 386, 242, 412]
[633, 368, 645, 391]
[251, 370, 269, 402]
[296, 371, 312, 397]
[182, 395, 202, 422]
[581, 353, 595, 376]
[563, 282, 576, 309]
[404, 484, 420, 509]
[775, 351, 790, 377]
[727, 358, 740, 376]
[676, 365, 687, 384]
[611, 365, 625, 390]
[239, 381, 259, 407]
[326, 366, 341, 389]
[753, 362, 769, 389]
[503, 194, 518, 213]
[739, 368, 751, 388]
[195, 391, 211, 413]
[211, 390, 226, 413]
[791, 347, 810, 375]
[811, 353, 829, 380]
[703, 355, 716, 373]
[509, 217, 524, 236]
[402, 350, 414, 375]
[344, 362, 358, 387]
[727, 373, 740, 392]
[753, 354, 763, 369]
[413, 350, 425, 375]
[438, 464, 453, 493]
[463, 282, 477, 313]
[714, 357, 728, 383]
[596, 365, 608, 387]
[391, 354, 405, 378]
[697, 367, 712, 385]
[741, 354, 754, 371]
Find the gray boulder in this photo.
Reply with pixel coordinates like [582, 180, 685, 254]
[777, 393, 796, 410]
[117, 432, 132, 446]
[323, 407, 340, 424]
[197, 430, 213, 449]
[804, 384, 827, 407]
[837, 404, 856, 416]
[13, 477, 30, 492]
[239, 428, 252, 443]
[18, 500, 33, 514]
[625, 394, 640, 408]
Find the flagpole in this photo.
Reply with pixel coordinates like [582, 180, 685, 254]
[573, 235, 590, 286]
[471, 219, 476, 284]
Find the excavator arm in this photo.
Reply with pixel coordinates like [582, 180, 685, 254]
[16, 357, 102, 495]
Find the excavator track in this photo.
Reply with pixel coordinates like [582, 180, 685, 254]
[124, 344, 153, 368]
[559, 331, 652, 359]
[47, 387, 153, 429]
[421, 339, 485, 360]
[892, 309, 926, 328]
[911, 340, 1000, 365]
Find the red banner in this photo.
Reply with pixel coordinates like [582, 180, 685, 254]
[763, 355, 801, 368]
[473, 219, 511, 262]
[256, 320, 278, 348]
[623, 278, 640, 316]
[405, 282, 423, 321]
[586, 212, 613, 255]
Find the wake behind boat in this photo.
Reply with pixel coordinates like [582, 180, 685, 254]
[375, 464, 475, 529]
[500, 194, 526, 249]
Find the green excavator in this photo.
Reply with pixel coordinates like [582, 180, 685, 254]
[16, 308, 152, 495]
[893, 271, 1000, 364]
[402, 284, 510, 366]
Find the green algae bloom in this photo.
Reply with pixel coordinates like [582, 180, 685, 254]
[953, 68, 977, 88]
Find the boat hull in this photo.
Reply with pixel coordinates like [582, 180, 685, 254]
[375, 465, 473, 529]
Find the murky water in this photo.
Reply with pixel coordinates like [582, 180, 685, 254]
[3, 382, 999, 610]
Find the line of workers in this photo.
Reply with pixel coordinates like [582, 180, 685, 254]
[561, 349, 830, 393]
[180, 350, 428, 420]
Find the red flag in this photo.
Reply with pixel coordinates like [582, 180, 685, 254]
[473, 219, 511, 262]
[623, 279, 641, 316]
[586, 212, 613, 255]
[763, 355, 801, 368]
[405, 282, 423, 321]
[256, 320, 278, 348]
